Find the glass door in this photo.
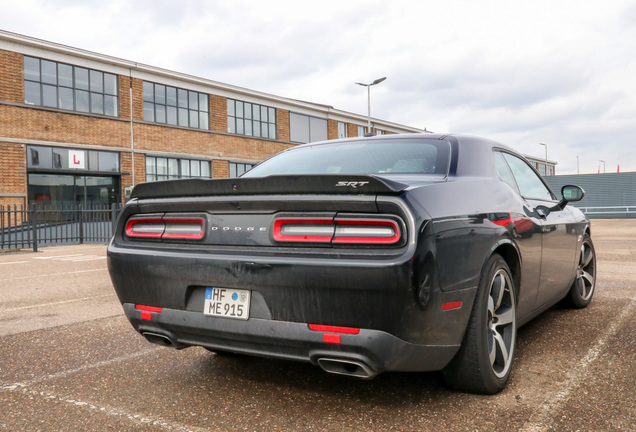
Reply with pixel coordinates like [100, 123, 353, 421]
[75, 176, 119, 207]
[29, 174, 120, 208]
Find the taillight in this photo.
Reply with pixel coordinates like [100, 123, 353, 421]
[125, 216, 205, 240]
[162, 218, 205, 239]
[273, 217, 334, 242]
[125, 217, 165, 238]
[333, 218, 401, 244]
[273, 216, 402, 245]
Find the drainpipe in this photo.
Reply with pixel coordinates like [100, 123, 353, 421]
[129, 71, 135, 186]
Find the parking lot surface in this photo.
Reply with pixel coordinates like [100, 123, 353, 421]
[1, 219, 634, 431]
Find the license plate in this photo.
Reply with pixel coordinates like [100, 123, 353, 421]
[204, 287, 250, 320]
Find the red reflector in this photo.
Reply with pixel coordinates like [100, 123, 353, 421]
[308, 324, 360, 335]
[442, 301, 463, 311]
[323, 334, 341, 344]
[135, 305, 163, 313]
[141, 311, 152, 320]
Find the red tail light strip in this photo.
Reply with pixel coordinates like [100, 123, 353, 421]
[126, 216, 205, 240]
[125, 217, 165, 238]
[273, 217, 402, 245]
[333, 218, 401, 244]
[273, 217, 334, 242]
[162, 218, 206, 240]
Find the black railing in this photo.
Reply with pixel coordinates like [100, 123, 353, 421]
[0, 203, 121, 251]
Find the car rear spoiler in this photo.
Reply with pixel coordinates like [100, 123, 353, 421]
[130, 175, 409, 199]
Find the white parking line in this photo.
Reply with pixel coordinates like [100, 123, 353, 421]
[6, 268, 107, 281]
[0, 261, 29, 265]
[33, 254, 85, 259]
[519, 299, 636, 432]
[58, 255, 106, 261]
[1, 293, 115, 313]
[2, 348, 208, 432]
[32, 254, 106, 262]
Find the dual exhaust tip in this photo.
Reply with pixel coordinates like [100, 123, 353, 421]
[142, 332, 379, 379]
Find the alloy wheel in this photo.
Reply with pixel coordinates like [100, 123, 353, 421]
[487, 269, 516, 379]
[575, 239, 596, 301]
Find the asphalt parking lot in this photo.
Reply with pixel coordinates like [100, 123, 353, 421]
[1, 219, 634, 431]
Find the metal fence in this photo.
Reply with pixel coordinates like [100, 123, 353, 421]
[578, 206, 636, 218]
[544, 172, 636, 218]
[0, 203, 121, 251]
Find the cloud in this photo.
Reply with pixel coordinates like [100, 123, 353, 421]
[1, 0, 636, 173]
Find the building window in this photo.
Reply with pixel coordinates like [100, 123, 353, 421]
[145, 156, 212, 182]
[289, 113, 328, 143]
[229, 162, 256, 178]
[358, 126, 365, 137]
[227, 99, 276, 139]
[24, 56, 118, 116]
[143, 82, 209, 130]
[27, 145, 119, 172]
[338, 122, 348, 138]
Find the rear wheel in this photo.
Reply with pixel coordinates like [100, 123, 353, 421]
[561, 234, 596, 308]
[442, 254, 517, 394]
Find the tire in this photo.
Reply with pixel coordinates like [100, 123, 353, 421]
[442, 254, 517, 394]
[561, 234, 596, 309]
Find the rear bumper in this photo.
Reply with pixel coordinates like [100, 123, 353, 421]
[124, 303, 460, 374]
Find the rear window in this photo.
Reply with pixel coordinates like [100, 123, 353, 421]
[243, 138, 451, 177]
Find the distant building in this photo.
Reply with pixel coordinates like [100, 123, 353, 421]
[0, 30, 424, 209]
[524, 155, 557, 176]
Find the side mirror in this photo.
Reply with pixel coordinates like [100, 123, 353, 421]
[555, 185, 585, 210]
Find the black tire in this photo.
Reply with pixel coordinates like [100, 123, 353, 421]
[561, 234, 596, 309]
[442, 254, 517, 394]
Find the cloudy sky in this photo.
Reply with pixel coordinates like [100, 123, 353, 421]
[2, 0, 635, 174]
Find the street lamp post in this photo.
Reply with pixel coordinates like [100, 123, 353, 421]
[539, 143, 548, 175]
[355, 77, 386, 135]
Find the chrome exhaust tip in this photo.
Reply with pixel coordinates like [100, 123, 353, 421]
[317, 358, 378, 379]
[142, 332, 175, 347]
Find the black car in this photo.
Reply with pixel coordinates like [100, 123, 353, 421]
[107, 133, 596, 394]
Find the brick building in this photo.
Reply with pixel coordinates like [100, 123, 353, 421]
[0, 30, 423, 209]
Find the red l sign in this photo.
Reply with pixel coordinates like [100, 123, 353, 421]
[68, 150, 85, 169]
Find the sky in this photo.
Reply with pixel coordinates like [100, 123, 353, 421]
[1, 0, 635, 174]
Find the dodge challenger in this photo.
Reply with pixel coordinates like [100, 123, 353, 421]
[107, 133, 596, 394]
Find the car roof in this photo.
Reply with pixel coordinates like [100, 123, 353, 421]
[289, 133, 520, 178]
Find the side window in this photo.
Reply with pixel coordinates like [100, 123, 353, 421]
[494, 151, 519, 192]
[502, 153, 554, 201]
